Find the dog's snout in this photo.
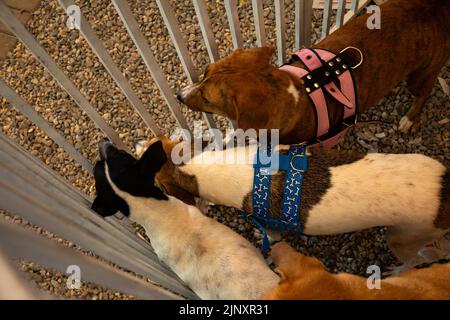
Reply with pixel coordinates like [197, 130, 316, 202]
[177, 84, 199, 104]
[176, 89, 184, 102]
[99, 138, 113, 160]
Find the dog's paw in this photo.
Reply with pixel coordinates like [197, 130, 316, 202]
[398, 116, 413, 133]
[267, 229, 282, 244]
[383, 264, 410, 277]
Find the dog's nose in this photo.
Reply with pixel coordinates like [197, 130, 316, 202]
[99, 138, 113, 160]
[176, 89, 184, 102]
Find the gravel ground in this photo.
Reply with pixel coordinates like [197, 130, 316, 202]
[16, 260, 135, 300]
[0, 0, 449, 298]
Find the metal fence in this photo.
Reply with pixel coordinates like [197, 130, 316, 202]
[0, 0, 370, 299]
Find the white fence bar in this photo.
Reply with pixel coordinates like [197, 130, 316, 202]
[0, 250, 46, 299]
[155, 0, 217, 131]
[0, 218, 182, 300]
[194, 0, 238, 131]
[1, 131, 159, 262]
[155, 0, 199, 83]
[295, 0, 313, 48]
[0, 0, 127, 151]
[0, 135, 158, 272]
[274, 0, 286, 65]
[351, 0, 360, 12]
[0, 134, 198, 299]
[330, 0, 370, 34]
[251, 0, 266, 47]
[224, 0, 243, 50]
[321, 0, 333, 39]
[111, 0, 191, 136]
[336, 0, 346, 28]
[0, 79, 93, 174]
[58, 0, 161, 136]
[192, 0, 219, 62]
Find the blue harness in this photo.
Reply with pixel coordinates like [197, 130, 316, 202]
[240, 144, 308, 252]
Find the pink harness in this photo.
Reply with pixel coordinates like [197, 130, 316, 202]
[280, 47, 363, 147]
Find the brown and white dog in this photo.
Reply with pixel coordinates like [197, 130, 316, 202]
[176, 0, 450, 143]
[262, 242, 450, 300]
[136, 136, 450, 265]
[91, 139, 279, 300]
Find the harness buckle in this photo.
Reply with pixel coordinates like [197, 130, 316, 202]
[290, 154, 306, 172]
[339, 46, 364, 69]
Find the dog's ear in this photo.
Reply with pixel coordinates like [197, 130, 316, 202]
[250, 47, 275, 66]
[274, 267, 288, 282]
[91, 195, 120, 217]
[270, 242, 326, 277]
[91, 187, 131, 217]
[226, 47, 275, 68]
[138, 140, 167, 176]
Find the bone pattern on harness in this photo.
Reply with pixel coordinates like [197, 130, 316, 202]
[241, 144, 307, 252]
[252, 146, 272, 220]
[280, 145, 307, 233]
[279, 48, 357, 144]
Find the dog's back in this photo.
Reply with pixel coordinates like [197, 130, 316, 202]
[319, 0, 450, 109]
[262, 242, 450, 300]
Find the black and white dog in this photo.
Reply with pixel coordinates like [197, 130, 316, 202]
[91, 139, 279, 300]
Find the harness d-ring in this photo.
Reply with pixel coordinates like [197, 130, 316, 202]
[340, 46, 364, 69]
[290, 154, 305, 172]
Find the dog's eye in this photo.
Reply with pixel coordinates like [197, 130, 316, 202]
[203, 64, 211, 78]
[201, 93, 209, 104]
[199, 89, 209, 104]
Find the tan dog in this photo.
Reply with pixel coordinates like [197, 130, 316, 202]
[177, 0, 450, 144]
[262, 242, 450, 300]
[136, 136, 450, 265]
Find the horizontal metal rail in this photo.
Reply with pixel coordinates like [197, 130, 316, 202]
[0, 133, 168, 270]
[0, 218, 182, 300]
[0, 131, 160, 262]
[0, 133, 198, 299]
